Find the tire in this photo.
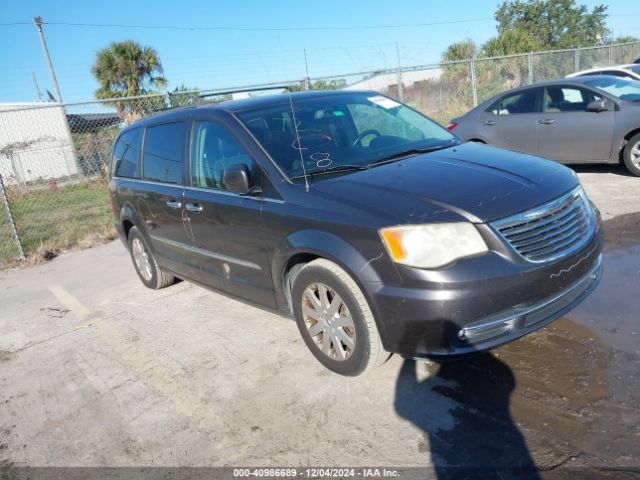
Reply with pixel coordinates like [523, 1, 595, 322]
[127, 226, 175, 289]
[291, 259, 388, 376]
[622, 133, 640, 177]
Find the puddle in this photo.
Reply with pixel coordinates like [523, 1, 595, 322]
[394, 213, 640, 471]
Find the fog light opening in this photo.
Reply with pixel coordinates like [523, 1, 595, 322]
[458, 319, 516, 343]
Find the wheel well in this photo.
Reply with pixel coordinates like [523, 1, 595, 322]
[122, 220, 134, 239]
[282, 253, 321, 312]
[618, 129, 640, 162]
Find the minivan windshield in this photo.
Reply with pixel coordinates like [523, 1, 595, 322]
[584, 76, 640, 102]
[236, 92, 459, 180]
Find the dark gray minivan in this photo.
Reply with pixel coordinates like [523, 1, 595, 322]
[109, 90, 603, 376]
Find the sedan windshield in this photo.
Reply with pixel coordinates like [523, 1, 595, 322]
[584, 76, 640, 102]
[236, 92, 459, 180]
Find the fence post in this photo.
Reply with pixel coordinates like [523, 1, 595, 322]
[528, 52, 533, 84]
[0, 174, 25, 261]
[608, 45, 613, 66]
[575, 48, 580, 72]
[470, 58, 478, 106]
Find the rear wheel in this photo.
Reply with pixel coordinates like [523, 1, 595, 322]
[291, 259, 389, 376]
[127, 226, 175, 289]
[622, 133, 640, 177]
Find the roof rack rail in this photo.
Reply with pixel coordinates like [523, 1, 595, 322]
[198, 84, 292, 99]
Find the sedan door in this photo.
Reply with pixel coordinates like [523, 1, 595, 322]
[182, 117, 277, 307]
[537, 85, 614, 162]
[473, 87, 542, 155]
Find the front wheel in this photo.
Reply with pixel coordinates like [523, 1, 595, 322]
[291, 259, 389, 376]
[622, 133, 640, 177]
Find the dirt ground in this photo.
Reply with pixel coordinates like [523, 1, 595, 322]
[1, 164, 639, 478]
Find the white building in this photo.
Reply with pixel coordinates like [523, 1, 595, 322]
[0, 103, 77, 185]
[345, 68, 443, 92]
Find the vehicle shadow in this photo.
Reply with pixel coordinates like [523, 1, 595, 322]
[394, 330, 541, 479]
[568, 163, 632, 177]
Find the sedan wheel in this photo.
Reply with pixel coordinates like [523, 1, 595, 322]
[623, 133, 640, 177]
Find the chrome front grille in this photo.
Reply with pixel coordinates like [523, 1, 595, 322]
[491, 187, 595, 263]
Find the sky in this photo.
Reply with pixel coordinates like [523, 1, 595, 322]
[0, 0, 638, 104]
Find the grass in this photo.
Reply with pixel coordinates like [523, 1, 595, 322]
[0, 181, 115, 265]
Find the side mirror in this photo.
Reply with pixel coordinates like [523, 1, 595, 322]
[222, 164, 261, 195]
[586, 99, 609, 112]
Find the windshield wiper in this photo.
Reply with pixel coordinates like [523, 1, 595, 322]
[289, 164, 370, 180]
[368, 145, 454, 167]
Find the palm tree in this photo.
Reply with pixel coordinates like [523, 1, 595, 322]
[91, 41, 167, 123]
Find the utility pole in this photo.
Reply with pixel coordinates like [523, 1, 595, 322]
[395, 42, 404, 102]
[303, 48, 311, 90]
[32, 72, 43, 101]
[33, 16, 78, 171]
[33, 16, 63, 103]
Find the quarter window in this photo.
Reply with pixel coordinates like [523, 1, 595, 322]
[112, 128, 142, 178]
[190, 121, 254, 191]
[143, 122, 186, 184]
[486, 90, 539, 115]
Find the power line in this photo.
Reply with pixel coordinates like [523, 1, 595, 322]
[18, 17, 495, 31]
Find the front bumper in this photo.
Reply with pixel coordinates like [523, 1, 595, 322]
[364, 226, 603, 356]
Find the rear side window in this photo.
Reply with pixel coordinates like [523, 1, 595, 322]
[486, 89, 539, 115]
[143, 122, 186, 184]
[112, 128, 143, 178]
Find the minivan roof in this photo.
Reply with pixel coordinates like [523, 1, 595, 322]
[119, 89, 375, 134]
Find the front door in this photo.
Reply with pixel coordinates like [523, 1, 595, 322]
[183, 119, 276, 307]
[537, 85, 614, 162]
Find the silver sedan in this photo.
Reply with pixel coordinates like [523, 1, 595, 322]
[448, 76, 640, 176]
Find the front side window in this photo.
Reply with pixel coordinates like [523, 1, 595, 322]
[544, 87, 601, 112]
[486, 90, 539, 115]
[112, 127, 142, 178]
[143, 122, 186, 184]
[236, 92, 458, 180]
[191, 120, 254, 190]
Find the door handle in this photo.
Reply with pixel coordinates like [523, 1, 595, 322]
[166, 200, 182, 209]
[538, 119, 556, 125]
[482, 120, 496, 126]
[185, 203, 203, 213]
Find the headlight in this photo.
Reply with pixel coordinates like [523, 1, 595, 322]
[379, 223, 488, 269]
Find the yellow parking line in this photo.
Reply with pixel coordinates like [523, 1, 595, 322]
[48, 285, 222, 430]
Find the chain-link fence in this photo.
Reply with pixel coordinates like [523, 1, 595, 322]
[1, 41, 639, 267]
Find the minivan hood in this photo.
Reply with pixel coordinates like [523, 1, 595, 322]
[311, 142, 579, 224]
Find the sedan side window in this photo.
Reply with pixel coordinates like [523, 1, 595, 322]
[486, 90, 539, 115]
[544, 87, 602, 113]
[191, 121, 255, 191]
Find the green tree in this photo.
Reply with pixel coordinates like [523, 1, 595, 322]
[168, 84, 200, 107]
[494, 0, 609, 50]
[481, 29, 542, 57]
[91, 40, 167, 123]
[288, 78, 347, 92]
[441, 39, 477, 62]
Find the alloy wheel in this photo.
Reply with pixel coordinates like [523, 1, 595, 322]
[131, 237, 153, 282]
